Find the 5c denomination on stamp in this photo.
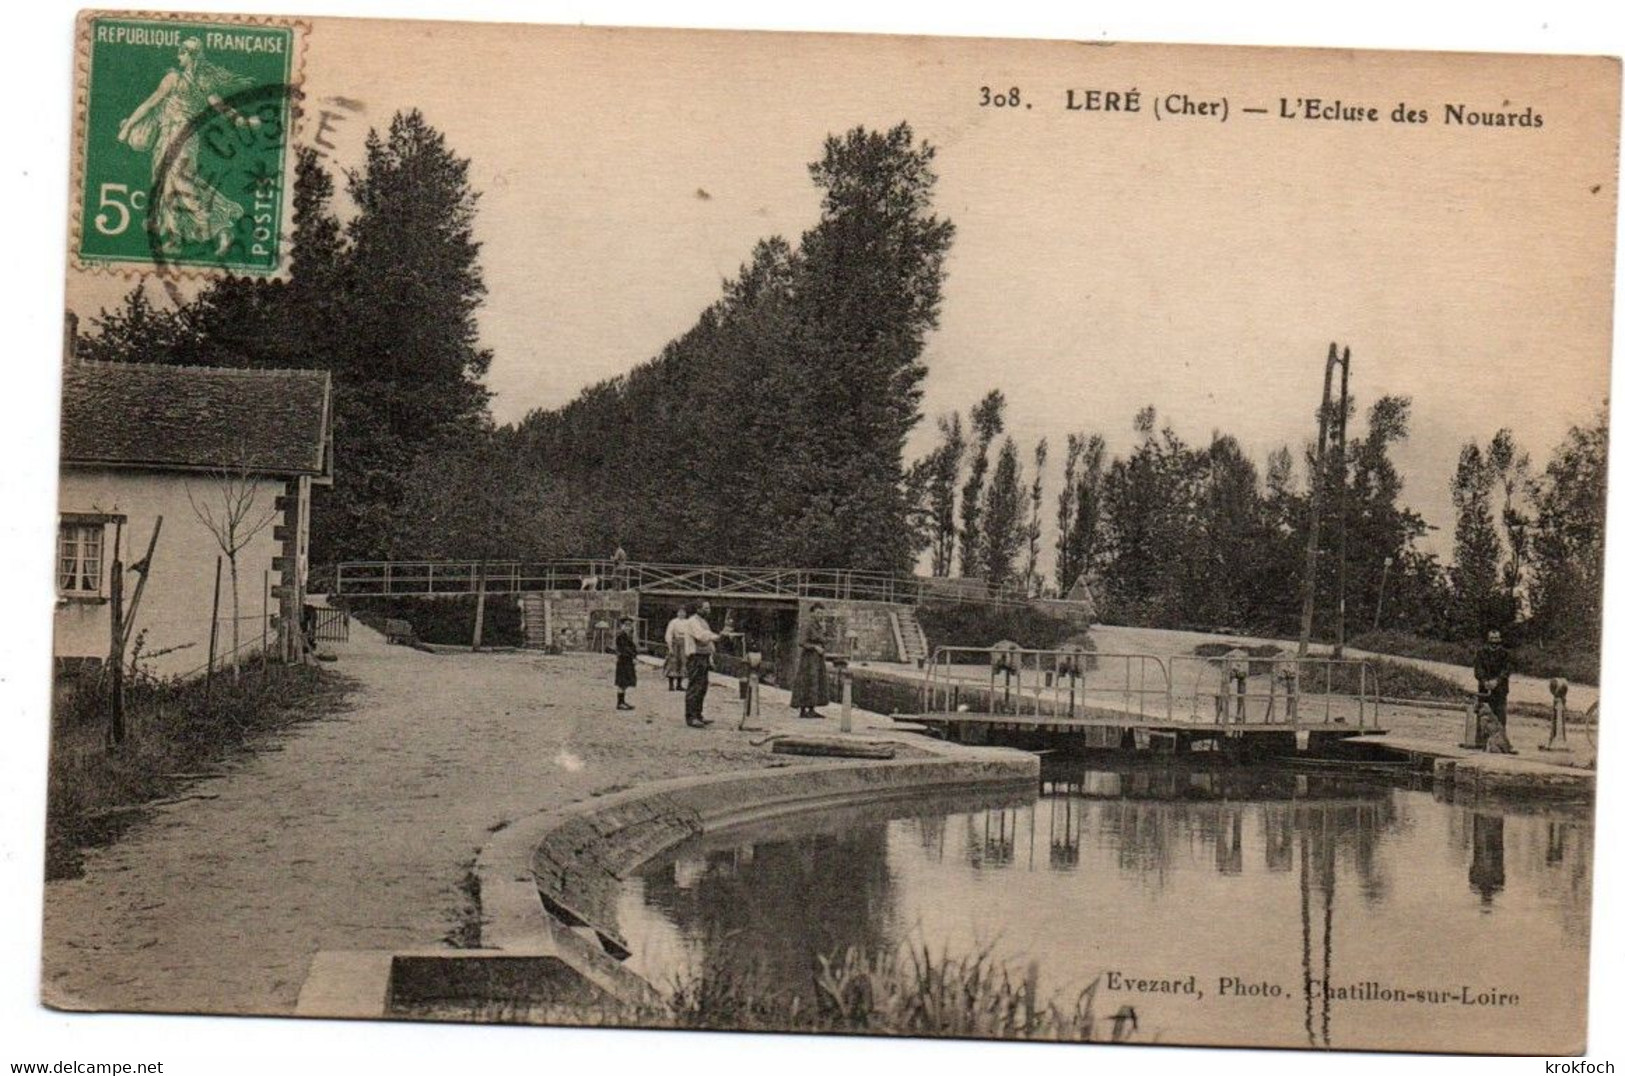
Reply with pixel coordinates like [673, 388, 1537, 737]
[73, 12, 303, 276]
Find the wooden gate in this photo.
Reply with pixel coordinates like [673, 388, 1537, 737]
[311, 607, 350, 642]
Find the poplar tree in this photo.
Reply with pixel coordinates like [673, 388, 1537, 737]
[958, 389, 1006, 579]
[982, 436, 1026, 591]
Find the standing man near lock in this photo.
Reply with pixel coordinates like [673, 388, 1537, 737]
[1472, 629, 1515, 752]
[684, 600, 722, 728]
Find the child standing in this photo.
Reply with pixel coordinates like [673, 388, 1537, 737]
[614, 617, 638, 711]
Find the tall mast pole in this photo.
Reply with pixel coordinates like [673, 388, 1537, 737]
[1298, 343, 1338, 657]
[1333, 346, 1351, 659]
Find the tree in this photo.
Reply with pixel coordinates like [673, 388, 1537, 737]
[1055, 432, 1106, 596]
[393, 429, 570, 561]
[500, 123, 954, 573]
[982, 437, 1025, 590]
[1336, 396, 1432, 636]
[186, 456, 281, 677]
[1528, 407, 1608, 659]
[924, 412, 965, 576]
[76, 124, 499, 569]
[1486, 428, 1533, 612]
[1451, 440, 1505, 633]
[958, 389, 1006, 579]
[773, 122, 956, 571]
[1098, 407, 1204, 626]
[1023, 437, 1048, 595]
[1188, 433, 1265, 629]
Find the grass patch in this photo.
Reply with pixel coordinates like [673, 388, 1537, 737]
[1360, 657, 1468, 703]
[1349, 629, 1598, 688]
[916, 601, 1092, 664]
[46, 663, 352, 881]
[446, 862, 483, 949]
[1189, 643, 1463, 703]
[668, 943, 1138, 1041]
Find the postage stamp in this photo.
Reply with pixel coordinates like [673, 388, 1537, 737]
[72, 12, 301, 276]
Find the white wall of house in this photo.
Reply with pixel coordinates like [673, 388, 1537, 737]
[55, 469, 287, 680]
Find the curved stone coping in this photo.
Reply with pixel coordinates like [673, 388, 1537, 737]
[474, 747, 1038, 1009]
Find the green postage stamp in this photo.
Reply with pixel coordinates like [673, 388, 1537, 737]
[73, 13, 301, 276]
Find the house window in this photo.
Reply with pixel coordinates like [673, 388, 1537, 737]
[57, 522, 105, 596]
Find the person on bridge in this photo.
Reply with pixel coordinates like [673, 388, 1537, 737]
[1472, 629, 1516, 753]
[684, 601, 722, 727]
[791, 603, 831, 718]
[612, 543, 629, 590]
[614, 617, 638, 711]
[663, 604, 690, 691]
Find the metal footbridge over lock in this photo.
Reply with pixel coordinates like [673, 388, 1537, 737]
[915, 645, 1386, 753]
[323, 559, 962, 607]
[321, 560, 1382, 752]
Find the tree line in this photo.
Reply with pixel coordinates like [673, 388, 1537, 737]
[912, 385, 1607, 673]
[76, 114, 952, 574]
[73, 109, 1606, 676]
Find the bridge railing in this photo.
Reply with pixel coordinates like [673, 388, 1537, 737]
[1167, 656, 1380, 730]
[324, 559, 1036, 607]
[919, 646, 1380, 728]
[922, 646, 1174, 721]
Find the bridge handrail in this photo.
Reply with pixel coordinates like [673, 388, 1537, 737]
[922, 646, 1174, 722]
[1167, 655, 1381, 730]
[325, 558, 1035, 608]
[919, 647, 1381, 728]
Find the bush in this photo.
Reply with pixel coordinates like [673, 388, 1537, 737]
[338, 595, 523, 647]
[46, 663, 350, 880]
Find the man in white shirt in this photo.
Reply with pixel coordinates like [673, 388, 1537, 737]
[684, 600, 722, 727]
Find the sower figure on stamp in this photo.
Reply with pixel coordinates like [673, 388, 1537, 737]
[1472, 629, 1516, 753]
[614, 617, 638, 711]
[117, 38, 259, 257]
[790, 603, 831, 719]
[663, 604, 689, 692]
[684, 601, 722, 727]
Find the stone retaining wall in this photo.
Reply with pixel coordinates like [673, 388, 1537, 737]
[476, 749, 1038, 1011]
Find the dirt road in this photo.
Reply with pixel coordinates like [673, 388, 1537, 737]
[41, 625, 829, 1016]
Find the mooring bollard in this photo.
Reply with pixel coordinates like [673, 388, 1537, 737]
[833, 656, 853, 733]
[1459, 695, 1481, 750]
[1543, 678, 1570, 752]
[738, 651, 764, 731]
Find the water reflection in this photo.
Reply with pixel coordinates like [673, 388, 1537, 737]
[621, 761, 1592, 1052]
[639, 825, 900, 1005]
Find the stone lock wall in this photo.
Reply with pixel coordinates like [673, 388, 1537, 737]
[528, 591, 640, 652]
[799, 599, 905, 663]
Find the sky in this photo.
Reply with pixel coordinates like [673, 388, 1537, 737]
[66, 21, 1619, 567]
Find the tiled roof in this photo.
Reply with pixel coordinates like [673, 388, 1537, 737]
[60, 362, 331, 476]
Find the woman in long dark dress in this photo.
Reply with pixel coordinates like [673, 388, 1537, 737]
[790, 604, 831, 718]
[614, 617, 638, 711]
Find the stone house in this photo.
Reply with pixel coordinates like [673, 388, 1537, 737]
[55, 362, 333, 679]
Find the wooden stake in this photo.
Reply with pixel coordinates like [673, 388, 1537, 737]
[472, 559, 488, 651]
[106, 519, 125, 749]
[262, 568, 271, 679]
[205, 555, 223, 702]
